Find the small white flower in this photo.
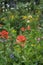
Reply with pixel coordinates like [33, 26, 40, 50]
[6, 9, 7, 11]
[34, 2, 36, 5]
[11, 7, 14, 10]
[38, 27, 42, 30]
[6, 4, 10, 8]
[37, 38, 40, 41]
[28, 15, 32, 18]
[2, 2, 4, 5]
[27, 20, 30, 23]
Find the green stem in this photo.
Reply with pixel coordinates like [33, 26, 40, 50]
[3, 42, 6, 56]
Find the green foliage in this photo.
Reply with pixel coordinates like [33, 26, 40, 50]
[0, 0, 43, 65]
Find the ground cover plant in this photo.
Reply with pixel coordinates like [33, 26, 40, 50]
[0, 0, 43, 65]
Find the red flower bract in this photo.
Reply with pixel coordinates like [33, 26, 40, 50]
[0, 32, 2, 38]
[16, 35, 26, 42]
[20, 27, 25, 31]
[26, 25, 31, 30]
[0, 32, 1, 35]
[1, 30, 8, 39]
